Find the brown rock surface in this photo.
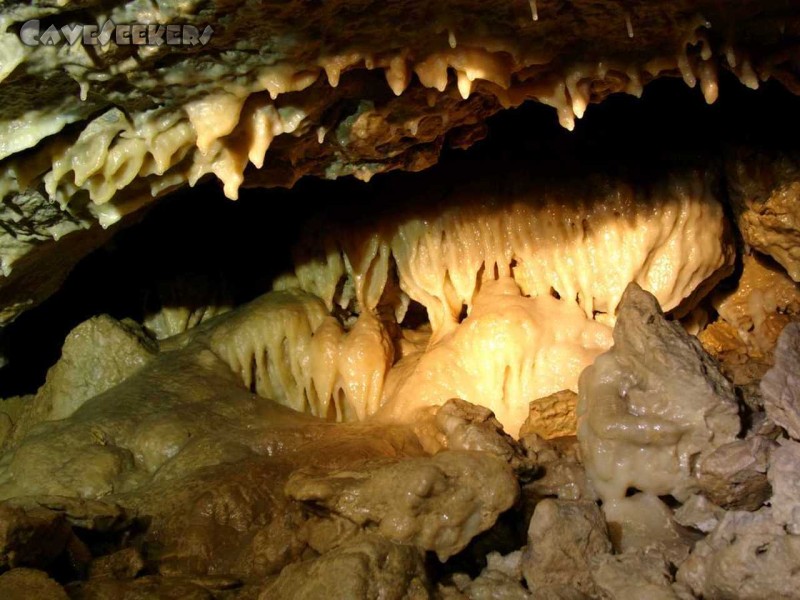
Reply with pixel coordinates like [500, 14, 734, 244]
[521, 499, 611, 594]
[431, 399, 528, 469]
[590, 549, 679, 600]
[697, 436, 774, 511]
[602, 494, 696, 566]
[0, 568, 69, 600]
[285, 449, 519, 561]
[259, 535, 429, 600]
[520, 390, 578, 441]
[0, 503, 71, 570]
[726, 148, 800, 281]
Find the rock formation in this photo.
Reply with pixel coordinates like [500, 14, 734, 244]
[0, 0, 799, 597]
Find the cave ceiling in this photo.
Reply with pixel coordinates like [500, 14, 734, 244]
[0, 0, 798, 324]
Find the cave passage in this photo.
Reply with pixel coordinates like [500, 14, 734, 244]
[0, 73, 797, 400]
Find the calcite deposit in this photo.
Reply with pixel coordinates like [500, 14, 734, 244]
[0, 0, 797, 325]
[577, 283, 741, 503]
[0, 0, 800, 598]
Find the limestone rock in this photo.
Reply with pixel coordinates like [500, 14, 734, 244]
[761, 322, 800, 439]
[520, 435, 594, 519]
[697, 320, 773, 386]
[451, 551, 531, 600]
[68, 576, 219, 600]
[520, 390, 578, 441]
[5, 315, 158, 449]
[767, 439, 800, 533]
[521, 499, 611, 594]
[285, 449, 519, 561]
[673, 494, 726, 534]
[675, 440, 800, 597]
[577, 283, 740, 502]
[432, 399, 528, 469]
[0, 304, 429, 579]
[12, 496, 137, 532]
[726, 147, 800, 281]
[88, 547, 145, 580]
[602, 494, 696, 566]
[0, 503, 71, 570]
[712, 253, 800, 353]
[259, 535, 429, 600]
[697, 436, 774, 511]
[591, 549, 678, 600]
[452, 572, 530, 600]
[677, 510, 800, 599]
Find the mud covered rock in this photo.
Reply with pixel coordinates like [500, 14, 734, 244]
[260, 535, 429, 600]
[285, 450, 519, 561]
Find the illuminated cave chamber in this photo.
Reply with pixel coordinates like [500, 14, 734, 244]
[1, 76, 797, 439]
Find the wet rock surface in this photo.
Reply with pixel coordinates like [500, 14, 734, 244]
[0, 284, 796, 597]
[285, 450, 519, 561]
[0, 0, 799, 588]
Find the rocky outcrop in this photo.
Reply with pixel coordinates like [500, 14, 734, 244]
[726, 148, 800, 282]
[577, 283, 740, 503]
[285, 450, 519, 561]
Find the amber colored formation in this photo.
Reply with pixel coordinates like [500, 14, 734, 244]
[0, 0, 797, 325]
[0, 0, 799, 598]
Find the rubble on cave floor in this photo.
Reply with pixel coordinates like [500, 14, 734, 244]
[0, 285, 796, 598]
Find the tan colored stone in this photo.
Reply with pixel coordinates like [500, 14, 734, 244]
[591, 549, 679, 600]
[726, 148, 800, 281]
[259, 535, 429, 600]
[451, 551, 531, 600]
[285, 450, 519, 561]
[522, 499, 611, 594]
[89, 547, 145, 580]
[677, 511, 800, 599]
[5, 315, 157, 449]
[520, 390, 578, 440]
[433, 399, 528, 469]
[603, 494, 696, 566]
[713, 254, 800, 349]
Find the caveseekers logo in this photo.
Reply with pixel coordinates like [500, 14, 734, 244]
[19, 19, 214, 47]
